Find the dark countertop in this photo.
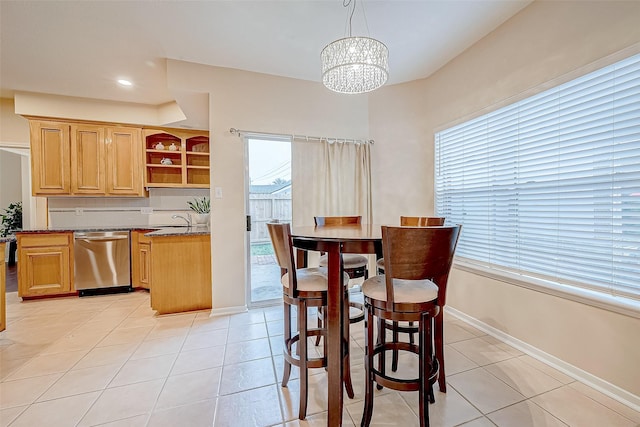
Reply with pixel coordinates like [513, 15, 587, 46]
[18, 226, 153, 233]
[146, 226, 210, 237]
[16, 225, 210, 237]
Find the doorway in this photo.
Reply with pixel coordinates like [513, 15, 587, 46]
[245, 135, 292, 307]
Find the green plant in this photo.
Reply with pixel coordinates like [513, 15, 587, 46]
[187, 196, 210, 214]
[1, 201, 22, 237]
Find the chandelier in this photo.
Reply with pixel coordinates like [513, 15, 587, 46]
[321, 0, 389, 94]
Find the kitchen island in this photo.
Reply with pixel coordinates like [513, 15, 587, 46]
[146, 227, 212, 315]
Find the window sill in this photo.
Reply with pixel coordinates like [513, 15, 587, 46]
[453, 260, 640, 320]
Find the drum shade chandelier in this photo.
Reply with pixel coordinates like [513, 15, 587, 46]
[321, 0, 389, 94]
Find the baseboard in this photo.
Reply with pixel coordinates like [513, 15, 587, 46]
[446, 306, 640, 412]
[209, 305, 248, 317]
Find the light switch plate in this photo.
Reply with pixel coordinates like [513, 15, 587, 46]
[141, 207, 154, 214]
[214, 187, 223, 199]
[75, 208, 83, 216]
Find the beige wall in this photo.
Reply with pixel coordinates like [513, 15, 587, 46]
[369, 0, 640, 400]
[166, 61, 370, 312]
[368, 79, 432, 225]
[0, 98, 29, 146]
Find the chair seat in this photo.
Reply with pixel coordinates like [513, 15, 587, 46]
[376, 258, 385, 271]
[319, 253, 368, 269]
[362, 275, 438, 304]
[281, 267, 350, 292]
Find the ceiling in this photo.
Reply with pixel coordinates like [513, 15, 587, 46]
[0, 0, 531, 127]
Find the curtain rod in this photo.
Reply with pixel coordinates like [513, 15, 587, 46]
[229, 128, 374, 145]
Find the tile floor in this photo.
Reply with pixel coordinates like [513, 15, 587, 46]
[1, 290, 639, 427]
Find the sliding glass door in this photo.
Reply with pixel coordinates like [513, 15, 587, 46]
[244, 135, 292, 307]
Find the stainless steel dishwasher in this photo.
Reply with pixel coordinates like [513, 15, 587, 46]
[74, 231, 132, 295]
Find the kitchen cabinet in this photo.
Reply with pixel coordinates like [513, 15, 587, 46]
[143, 128, 210, 188]
[17, 233, 75, 298]
[29, 119, 145, 197]
[70, 124, 105, 194]
[30, 121, 71, 194]
[131, 230, 153, 290]
[70, 124, 143, 196]
[149, 233, 211, 314]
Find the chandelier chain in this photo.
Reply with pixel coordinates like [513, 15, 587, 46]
[343, 0, 372, 38]
[360, 0, 371, 37]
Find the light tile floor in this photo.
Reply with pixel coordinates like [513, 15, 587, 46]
[1, 290, 639, 427]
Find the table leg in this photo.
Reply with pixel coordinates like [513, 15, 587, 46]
[326, 241, 343, 427]
[296, 248, 308, 268]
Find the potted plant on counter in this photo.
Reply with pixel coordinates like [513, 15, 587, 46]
[188, 196, 210, 226]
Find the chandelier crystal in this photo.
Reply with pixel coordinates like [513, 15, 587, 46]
[321, 36, 389, 94]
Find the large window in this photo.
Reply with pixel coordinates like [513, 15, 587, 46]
[435, 53, 640, 306]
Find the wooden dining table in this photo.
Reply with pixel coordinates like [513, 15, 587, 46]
[291, 224, 383, 427]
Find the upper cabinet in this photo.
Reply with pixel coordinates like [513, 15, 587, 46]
[29, 119, 145, 197]
[106, 127, 144, 195]
[143, 128, 210, 188]
[70, 124, 143, 196]
[30, 121, 71, 194]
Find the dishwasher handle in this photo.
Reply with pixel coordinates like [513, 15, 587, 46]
[74, 233, 130, 242]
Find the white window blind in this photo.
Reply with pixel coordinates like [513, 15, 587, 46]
[435, 53, 640, 302]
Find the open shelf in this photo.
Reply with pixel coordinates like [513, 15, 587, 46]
[143, 129, 210, 188]
[147, 165, 182, 185]
[147, 151, 182, 166]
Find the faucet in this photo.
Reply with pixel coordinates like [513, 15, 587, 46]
[172, 214, 192, 227]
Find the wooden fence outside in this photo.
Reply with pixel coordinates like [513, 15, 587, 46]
[249, 194, 292, 244]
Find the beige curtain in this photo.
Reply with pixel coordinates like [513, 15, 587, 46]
[292, 140, 372, 227]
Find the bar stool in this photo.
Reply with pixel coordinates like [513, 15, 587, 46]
[316, 215, 368, 323]
[376, 216, 446, 274]
[376, 216, 448, 387]
[361, 225, 461, 427]
[266, 222, 355, 419]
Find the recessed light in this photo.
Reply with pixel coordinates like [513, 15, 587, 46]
[117, 79, 133, 86]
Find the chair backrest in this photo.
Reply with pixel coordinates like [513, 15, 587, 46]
[400, 216, 445, 226]
[266, 222, 298, 293]
[314, 216, 362, 226]
[381, 225, 461, 310]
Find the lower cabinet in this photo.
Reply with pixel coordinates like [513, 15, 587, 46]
[17, 233, 74, 298]
[131, 230, 153, 290]
[149, 234, 212, 314]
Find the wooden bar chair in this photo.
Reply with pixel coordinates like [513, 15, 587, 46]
[317, 215, 369, 282]
[376, 216, 446, 274]
[267, 222, 355, 419]
[376, 216, 450, 388]
[361, 225, 461, 427]
[316, 215, 368, 321]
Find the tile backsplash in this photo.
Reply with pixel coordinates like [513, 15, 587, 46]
[48, 188, 210, 228]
